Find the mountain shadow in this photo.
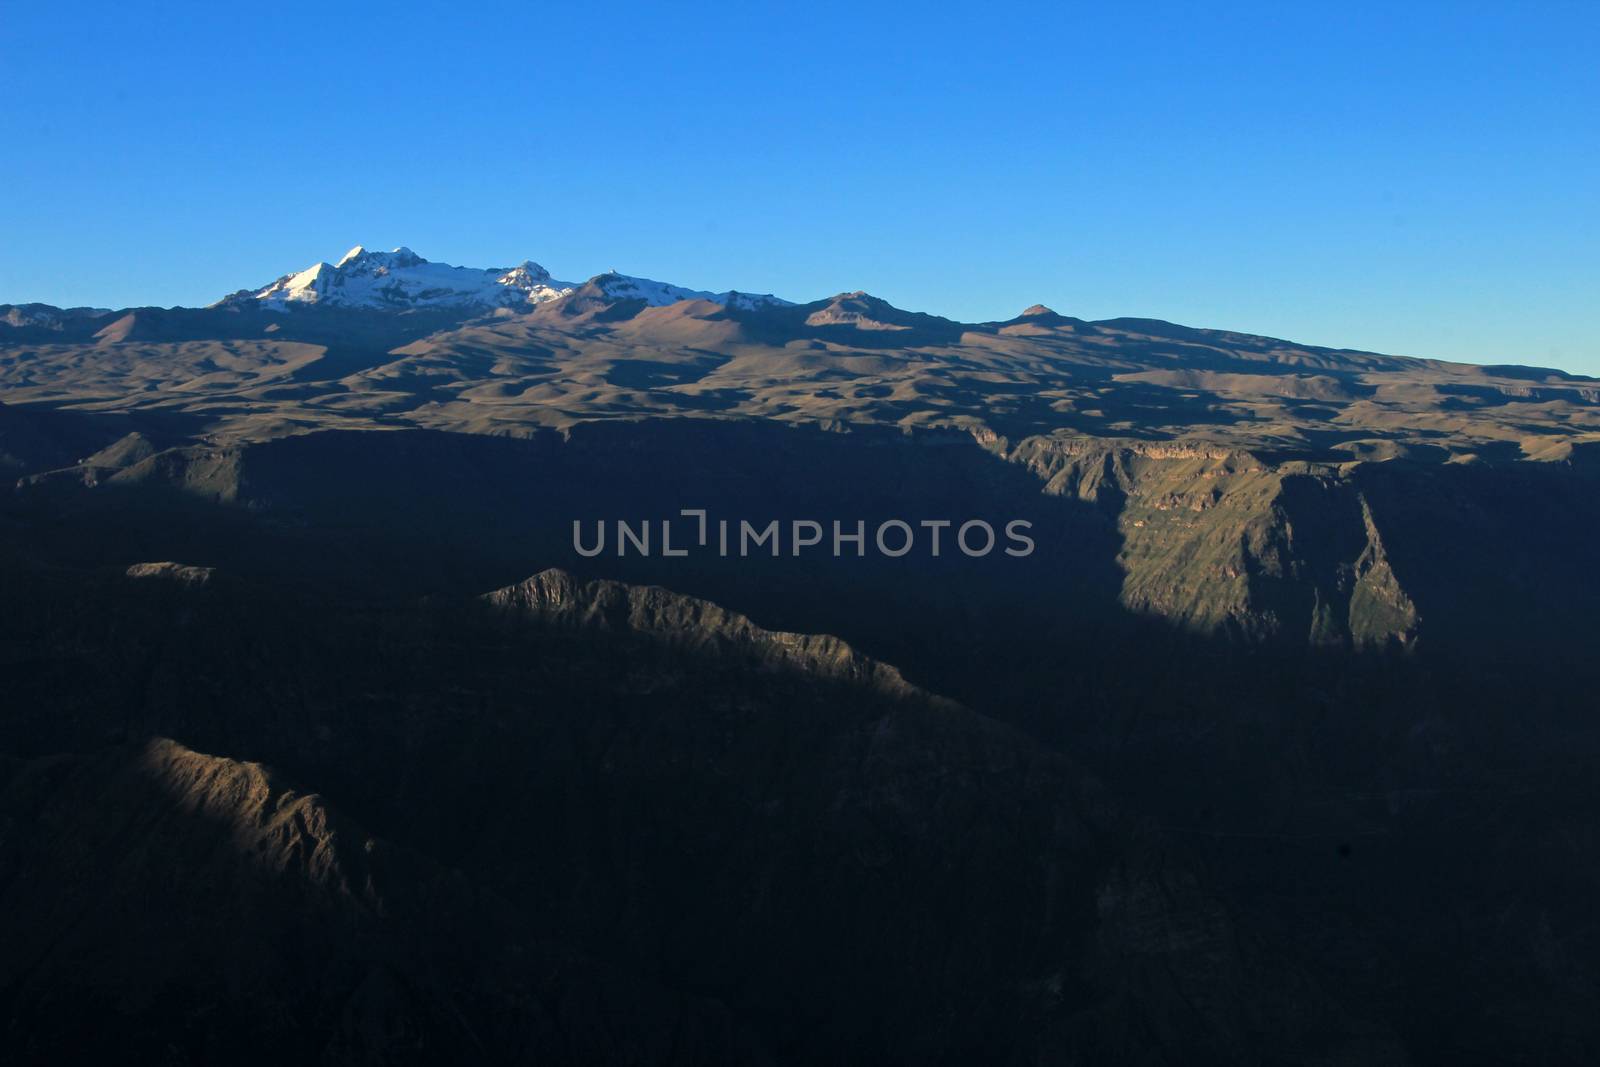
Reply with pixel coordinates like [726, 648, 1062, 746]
[5, 414, 1600, 1063]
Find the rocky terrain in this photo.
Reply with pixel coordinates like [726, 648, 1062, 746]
[3, 252, 1599, 1063]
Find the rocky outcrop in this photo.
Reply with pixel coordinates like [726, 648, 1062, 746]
[0, 737, 762, 1066]
[125, 560, 216, 585]
[485, 568, 937, 703]
[1009, 436, 1422, 645]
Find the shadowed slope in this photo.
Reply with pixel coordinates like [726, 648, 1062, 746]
[0, 560, 1402, 1065]
[0, 737, 760, 1066]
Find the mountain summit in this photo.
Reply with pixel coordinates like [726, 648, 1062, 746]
[230, 246, 576, 311]
[219, 247, 793, 314]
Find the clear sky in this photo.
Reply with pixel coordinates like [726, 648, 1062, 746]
[2, 1, 1595, 372]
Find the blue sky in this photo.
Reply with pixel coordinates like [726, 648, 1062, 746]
[2, 2, 1595, 372]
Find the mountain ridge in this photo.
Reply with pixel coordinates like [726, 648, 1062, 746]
[3, 245, 1589, 386]
[207, 246, 795, 315]
[485, 567, 947, 702]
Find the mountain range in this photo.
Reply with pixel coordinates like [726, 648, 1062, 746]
[3, 247, 1600, 1064]
[206, 245, 794, 313]
[5, 246, 1595, 454]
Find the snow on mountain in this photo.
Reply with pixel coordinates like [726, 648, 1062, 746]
[242, 246, 575, 311]
[233, 247, 793, 313]
[590, 272, 792, 311]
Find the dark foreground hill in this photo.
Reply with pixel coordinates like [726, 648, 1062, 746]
[0, 562, 1413, 1065]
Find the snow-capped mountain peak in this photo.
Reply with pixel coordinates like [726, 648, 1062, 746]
[499, 260, 555, 288]
[243, 247, 576, 311]
[232, 247, 792, 314]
